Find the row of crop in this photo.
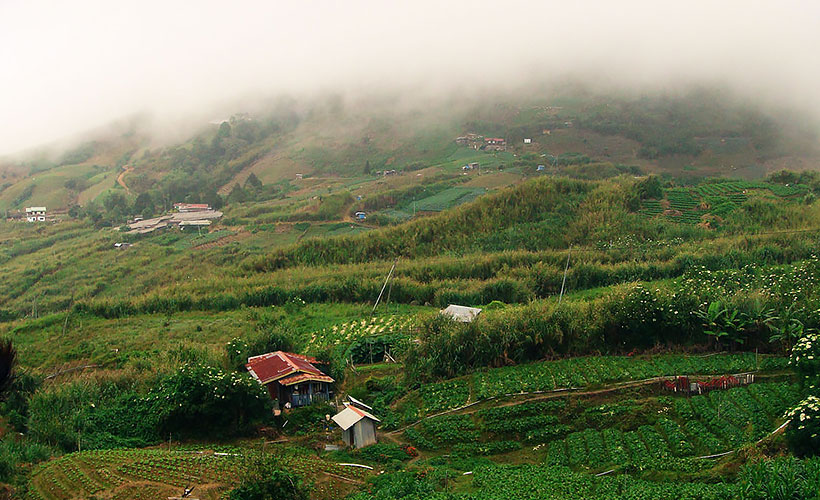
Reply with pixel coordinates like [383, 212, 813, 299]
[539, 382, 798, 471]
[418, 353, 788, 414]
[469, 353, 785, 403]
[27, 450, 244, 500]
[27, 447, 367, 500]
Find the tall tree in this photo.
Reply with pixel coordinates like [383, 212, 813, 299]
[228, 183, 248, 204]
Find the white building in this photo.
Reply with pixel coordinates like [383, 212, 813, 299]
[25, 207, 46, 222]
[440, 304, 483, 323]
[332, 397, 380, 448]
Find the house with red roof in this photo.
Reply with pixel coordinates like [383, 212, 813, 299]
[245, 351, 334, 408]
[173, 203, 211, 212]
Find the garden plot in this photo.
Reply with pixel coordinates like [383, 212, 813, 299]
[304, 315, 416, 352]
[26, 447, 369, 500]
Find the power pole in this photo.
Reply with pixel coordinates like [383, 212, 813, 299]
[372, 259, 398, 315]
[558, 245, 572, 306]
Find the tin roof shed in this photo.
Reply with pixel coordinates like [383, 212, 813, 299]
[440, 304, 482, 323]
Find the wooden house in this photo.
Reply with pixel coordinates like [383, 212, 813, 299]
[245, 351, 334, 408]
[332, 397, 380, 448]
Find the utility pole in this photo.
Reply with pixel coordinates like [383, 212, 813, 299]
[558, 245, 572, 306]
[373, 259, 398, 315]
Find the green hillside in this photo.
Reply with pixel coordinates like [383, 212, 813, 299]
[2, 88, 820, 499]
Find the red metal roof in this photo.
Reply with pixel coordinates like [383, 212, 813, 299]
[245, 351, 332, 385]
[278, 373, 335, 386]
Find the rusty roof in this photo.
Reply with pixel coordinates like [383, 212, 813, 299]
[245, 351, 332, 385]
[278, 373, 334, 386]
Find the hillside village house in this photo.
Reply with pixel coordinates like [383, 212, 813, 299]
[173, 203, 211, 212]
[245, 351, 334, 408]
[25, 206, 46, 222]
[484, 138, 507, 151]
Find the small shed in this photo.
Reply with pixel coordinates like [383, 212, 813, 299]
[523, 138, 532, 144]
[355, 211, 367, 220]
[332, 404, 380, 448]
[440, 304, 482, 323]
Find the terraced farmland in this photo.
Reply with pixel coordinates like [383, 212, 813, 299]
[406, 381, 799, 470]
[416, 353, 787, 414]
[640, 181, 810, 223]
[25, 447, 369, 500]
[413, 187, 487, 212]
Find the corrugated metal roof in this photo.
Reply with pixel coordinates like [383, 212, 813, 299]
[441, 304, 482, 322]
[332, 406, 380, 430]
[347, 395, 373, 411]
[278, 373, 334, 386]
[245, 351, 332, 385]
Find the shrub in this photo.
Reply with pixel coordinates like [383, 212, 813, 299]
[355, 443, 412, 463]
[228, 454, 308, 500]
[791, 333, 820, 392]
[785, 396, 820, 457]
[151, 363, 271, 438]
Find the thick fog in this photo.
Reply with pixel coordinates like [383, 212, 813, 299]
[1, 0, 819, 155]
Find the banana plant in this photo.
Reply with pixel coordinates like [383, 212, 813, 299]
[769, 305, 807, 354]
[695, 301, 748, 349]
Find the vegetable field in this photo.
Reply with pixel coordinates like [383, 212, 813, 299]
[407, 381, 799, 468]
[640, 181, 810, 223]
[25, 446, 369, 500]
[417, 353, 787, 414]
[412, 187, 487, 212]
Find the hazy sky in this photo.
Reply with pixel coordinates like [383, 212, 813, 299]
[1, 0, 819, 155]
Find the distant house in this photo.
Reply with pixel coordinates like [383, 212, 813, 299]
[537, 165, 546, 172]
[332, 397, 380, 448]
[25, 207, 46, 222]
[440, 304, 482, 323]
[455, 133, 483, 147]
[523, 138, 532, 144]
[484, 138, 507, 152]
[355, 211, 367, 221]
[173, 203, 211, 213]
[245, 351, 334, 408]
[296, 173, 303, 180]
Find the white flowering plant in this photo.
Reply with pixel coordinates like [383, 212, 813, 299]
[791, 332, 820, 390]
[226, 337, 250, 371]
[785, 395, 820, 457]
[150, 363, 270, 438]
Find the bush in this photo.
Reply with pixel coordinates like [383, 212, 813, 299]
[791, 333, 820, 392]
[281, 401, 335, 435]
[28, 365, 270, 452]
[785, 396, 820, 457]
[355, 443, 412, 463]
[228, 454, 308, 500]
[151, 363, 271, 438]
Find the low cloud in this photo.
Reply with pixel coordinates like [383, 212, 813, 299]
[1, 0, 819, 155]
